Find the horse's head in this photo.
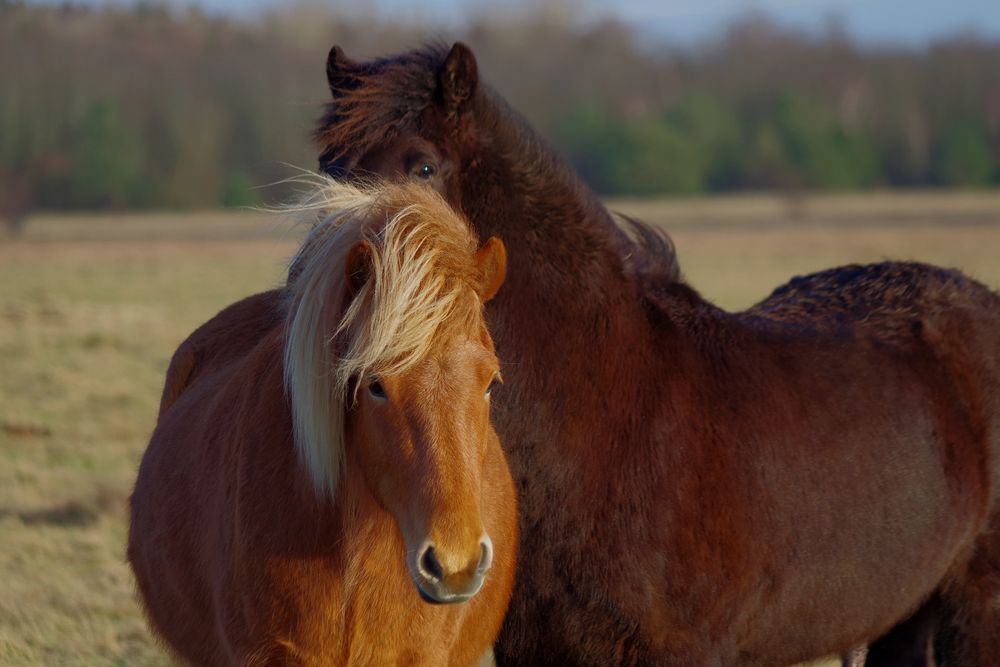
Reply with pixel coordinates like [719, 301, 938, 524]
[347, 235, 505, 603]
[315, 42, 484, 211]
[284, 180, 508, 604]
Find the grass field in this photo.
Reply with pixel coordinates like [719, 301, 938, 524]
[2, 191, 999, 665]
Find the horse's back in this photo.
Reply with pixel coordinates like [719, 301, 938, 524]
[751, 261, 998, 339]
[158, 289, 286, 419]
[749, 261, 999, 475]
[753, 261, 1000, 488]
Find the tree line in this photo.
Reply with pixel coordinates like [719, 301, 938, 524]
[1, 2, 999, 222]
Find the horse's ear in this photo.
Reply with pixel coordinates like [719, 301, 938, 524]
[344, 240, 373, 298]
[326, 45, 357, 96]
[474, 236, 506, 302]
[440, 42, 478, 112]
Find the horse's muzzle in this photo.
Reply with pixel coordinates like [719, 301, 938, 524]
[411, 536, 493, 604]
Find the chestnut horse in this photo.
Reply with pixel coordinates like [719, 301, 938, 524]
[309, 44, 1000, 666]
[128, 179, 516, 666]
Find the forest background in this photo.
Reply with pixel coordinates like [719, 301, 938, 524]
[2, 0, 999, 228]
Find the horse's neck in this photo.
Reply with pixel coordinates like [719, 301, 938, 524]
[465, 95, 713, 475]
[464, 101, 678, 469]
[470, 95, 639, 328]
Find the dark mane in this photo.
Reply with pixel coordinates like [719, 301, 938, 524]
[615, 212, 682, 286]
[482, 95, 684, 288]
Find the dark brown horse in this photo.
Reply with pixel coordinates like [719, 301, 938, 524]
[310, 43, 1000, 666]
[129, 180, 517, 666]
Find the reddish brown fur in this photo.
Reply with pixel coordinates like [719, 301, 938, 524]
[128, 194, 518, 666]
[306, 44, 1000, 665]
[157, 290, 285, 418]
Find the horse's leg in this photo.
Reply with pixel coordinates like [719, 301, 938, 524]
[474, 646, 496, 667]
[862, 595, 939, 666]
[841, 646, 867, 667]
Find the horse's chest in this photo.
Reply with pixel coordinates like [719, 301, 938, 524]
[340, 590, 465, 666]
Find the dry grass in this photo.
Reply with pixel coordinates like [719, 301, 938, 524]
[0, 235, 294, 665]
[1, 191, 998, 665]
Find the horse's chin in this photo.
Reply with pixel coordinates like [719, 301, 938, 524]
[413, 575, 485, 605]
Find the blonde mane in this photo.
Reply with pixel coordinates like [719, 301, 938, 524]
[283, 177, 484, 499]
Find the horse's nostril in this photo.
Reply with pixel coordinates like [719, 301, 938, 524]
[419, 544, 444, 581]
[478, 538, 493, 573]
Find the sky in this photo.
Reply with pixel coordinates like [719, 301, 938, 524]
[32, 0, 1000, 47]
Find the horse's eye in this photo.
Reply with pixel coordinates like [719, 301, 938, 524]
[368, 379, 387, 400]
[486, 374, 502, 398]
[416, 163, 436, 179]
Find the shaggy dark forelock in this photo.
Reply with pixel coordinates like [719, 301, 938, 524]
[314, 44, 450, 174]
